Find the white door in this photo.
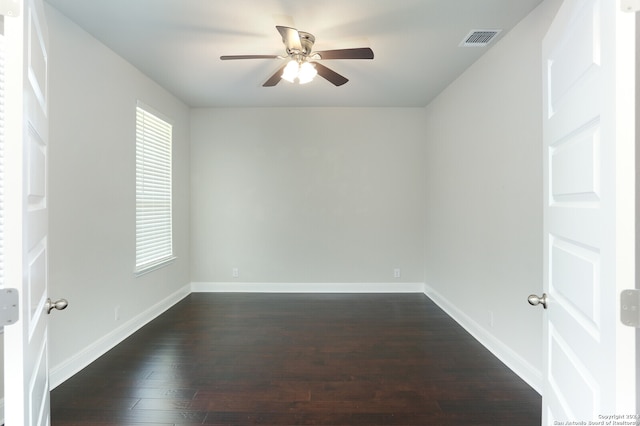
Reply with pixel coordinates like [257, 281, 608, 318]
[540, 0, 636, 423]
[4, 0, 55, 424]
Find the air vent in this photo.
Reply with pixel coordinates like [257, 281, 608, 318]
[459, 29, 502, 47]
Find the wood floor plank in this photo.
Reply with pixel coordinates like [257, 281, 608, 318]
[51, 293, 541, 425]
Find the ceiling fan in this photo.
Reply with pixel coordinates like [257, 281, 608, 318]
[220, 26, 374, 87]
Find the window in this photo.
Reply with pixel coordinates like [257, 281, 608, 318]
[135, 102, 174, 274]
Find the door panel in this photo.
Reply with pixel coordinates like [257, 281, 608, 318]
[550, 124, 600, 201]
[550, 237, 599, 330]
[548, 325, 598, 414]
[544, 0, 606, 418]
[542, 0, 635, 423]
[4, 0, 51, 424]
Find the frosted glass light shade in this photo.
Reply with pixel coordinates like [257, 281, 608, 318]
[282, 60, 299, 83]
[298, 62, 317, 84]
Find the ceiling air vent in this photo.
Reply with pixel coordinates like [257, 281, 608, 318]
[459, 29, 502, 47]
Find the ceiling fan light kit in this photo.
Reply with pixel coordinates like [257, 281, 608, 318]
[282, 60, 318, 84]
[220, 25, 374, 87]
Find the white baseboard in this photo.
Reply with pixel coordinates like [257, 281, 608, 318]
[191, 281, 426, 293]
[49, 284, 191, 390]
[423, 283, 542, 394]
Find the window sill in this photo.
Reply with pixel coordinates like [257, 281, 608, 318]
[134, 256, 177, 277]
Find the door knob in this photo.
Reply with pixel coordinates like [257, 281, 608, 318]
[45, 298, 68, 314]
[528, 293, 548, 309]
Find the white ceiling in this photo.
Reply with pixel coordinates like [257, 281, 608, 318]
[44, 0, 543, 108]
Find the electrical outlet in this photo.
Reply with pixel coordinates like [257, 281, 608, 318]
[115, 305, 120, 321]
[393, 268, 401, 278]
[488, 310, 494, 328]
[232, 268, 239, 278]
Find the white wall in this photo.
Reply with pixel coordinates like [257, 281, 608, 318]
[0, 0, 560, 402]
[44, 5, 191, 387]
[190, 108, 426, 291]
[422, 0, 562, 391]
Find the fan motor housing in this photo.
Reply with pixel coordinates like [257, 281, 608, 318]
[298, 31, 315, 55]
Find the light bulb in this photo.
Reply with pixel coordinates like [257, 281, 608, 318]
[282, 60, 299, 83]
[298, 62, 317, 84]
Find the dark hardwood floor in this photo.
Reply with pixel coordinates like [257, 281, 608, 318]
[51, 293, 541, 425]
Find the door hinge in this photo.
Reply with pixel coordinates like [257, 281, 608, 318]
[0, 288, 19, 327]
[621, 0, 640, 12]
[621, 289, 640, 327]
[0, 0, 20, 17]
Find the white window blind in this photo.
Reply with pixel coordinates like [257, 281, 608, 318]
[135, 103, 174, 274]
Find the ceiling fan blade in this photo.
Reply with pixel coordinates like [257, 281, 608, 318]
[314, 62, 349, 86]
[220, 55, 280, 60]
[263, 63, 288, 87]
[276, 25, 302, 52]
[314, 47, 374, 60]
